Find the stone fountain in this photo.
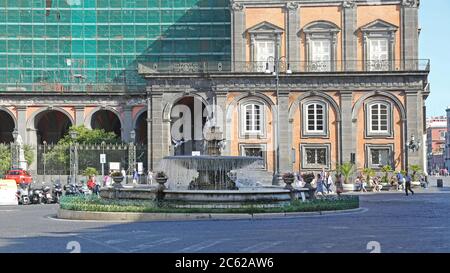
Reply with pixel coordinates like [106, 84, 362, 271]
[101, 125, 293, 208]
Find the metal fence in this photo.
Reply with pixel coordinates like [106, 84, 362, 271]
[36, 143, 148, 176]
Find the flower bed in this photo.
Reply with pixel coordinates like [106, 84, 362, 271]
[60, 195, 359, 214]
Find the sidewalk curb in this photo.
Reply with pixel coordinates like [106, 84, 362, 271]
[57, 207, 365, 222]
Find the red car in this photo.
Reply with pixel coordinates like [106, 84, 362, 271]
[4, 169, 33, 185]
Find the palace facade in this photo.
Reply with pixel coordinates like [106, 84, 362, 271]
[0, 0, 429, 180]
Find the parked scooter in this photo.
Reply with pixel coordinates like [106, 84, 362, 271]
[30, 187, 44, 204]
[52, 181, 63, 203]
[16, 182, 30, 205]
[41, 184, 53, 204]
[64, 183, 82, 196]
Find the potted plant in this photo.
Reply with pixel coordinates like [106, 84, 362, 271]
[337, 162, 356, 191]
[155, 171, 168, 189]
[110, 171, 124, 187]
[409, 164, 422, 187]
[380, 165, 393, 187]
[282, 172, 295, 190]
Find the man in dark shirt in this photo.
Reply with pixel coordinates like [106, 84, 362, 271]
[405, 171, 415, 196]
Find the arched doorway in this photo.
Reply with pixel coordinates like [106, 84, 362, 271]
[91, 110, 122, 138]
[170, 96, 208, 155]
[135, 111, 147, 144]
[0, 110, 15, 143]
[35, 110, 72, 144]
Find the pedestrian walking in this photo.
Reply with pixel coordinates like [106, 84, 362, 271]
[396, 171, 405, 191]
[315, 173, 326, 196]
[326, 172, 334, 193]
[121, 168, 127, 184]
[405, 171, 415, 196]
[132, 169, 139, 185]
[147, 170, 154, 185]
[335, 174, 343, 196]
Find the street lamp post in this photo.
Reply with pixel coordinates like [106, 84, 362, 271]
[101, 141, 106, 179]
[265, 56, 291, 185]
[69, 129, 78, 185]
[43, 140, 47, 183]
[128, 130, 136, 183]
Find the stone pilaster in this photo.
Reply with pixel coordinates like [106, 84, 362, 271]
[231, 1, 246, 71]
[285, 2, 300, 71]
[402, 0, 419, 70]
[122, 105, 133, 143]
[16, 106, 27, 144]
[148, 91, 165, 171]
[405, 91, 422, 167]
[342, 0, 357, 71]
[215, 93, 228, 155]
[340, 91, 353, 163]
[74, 106, 85, 126]
[278, 91, 291, 173]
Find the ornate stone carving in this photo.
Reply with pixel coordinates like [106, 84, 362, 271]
[402, 0, 419, 8]
[342, 0, 355, 9]
[285, 2, 299, 11]
[230, 1, 244, 11]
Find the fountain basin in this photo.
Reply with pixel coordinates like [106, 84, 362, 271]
[100, 186, 292, 208]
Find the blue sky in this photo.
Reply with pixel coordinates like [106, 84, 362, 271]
[419, 0, 450, 117]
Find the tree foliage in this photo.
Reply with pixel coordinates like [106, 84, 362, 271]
[44, 125, 120, 167]
[0, 144, 34, 175]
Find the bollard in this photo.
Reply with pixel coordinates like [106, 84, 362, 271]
[437, 179, 443, 188]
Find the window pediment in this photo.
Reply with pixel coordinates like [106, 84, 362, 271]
[360, 19, 398, 33]
[247, 21, 284, 35]
[301, 21, 340, 35]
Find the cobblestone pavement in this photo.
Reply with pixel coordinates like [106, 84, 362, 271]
[0, 177, 449, 253]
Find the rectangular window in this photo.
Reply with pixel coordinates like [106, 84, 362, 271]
[255, 40, 275, 72]
[310, 39, 331, 71]
[368, 38, 389, 71]
[240, 144, 267, 169]
[301, 144, 330, 170]
[367, 145, 393, 169]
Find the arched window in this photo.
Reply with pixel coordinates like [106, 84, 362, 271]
[368, 102, 389, 134]
[245, 103, 262, 133]
[303, 101, 328, 136]
[240, 100, 266, 137]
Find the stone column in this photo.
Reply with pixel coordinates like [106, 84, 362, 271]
[405, 91, 422, 167]
[16, 106, 27, 144]
[148, 90, 165, 171]
[342, 1, 357, 71]
[285, 2, 300, 71]
[340, 91, 354, 163]
[231, 1, 246, 71]
[278, 91, 291, 173]
[402, 0, 419, 70]
[74, 106, 85, 126]
[122, 105, 133, 143]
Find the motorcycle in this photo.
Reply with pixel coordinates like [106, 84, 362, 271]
[30, 187, 43, 204]
[52, 182, 63, 203]
[16, 182, 30, 205]
[42, 185, 53, 204]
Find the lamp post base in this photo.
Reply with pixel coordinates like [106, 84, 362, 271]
[272, 172, 283, 186]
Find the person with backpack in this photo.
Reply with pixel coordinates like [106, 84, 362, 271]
[405, 171, 415, 196]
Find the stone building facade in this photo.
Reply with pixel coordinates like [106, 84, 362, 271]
[0, 0, 430, 179]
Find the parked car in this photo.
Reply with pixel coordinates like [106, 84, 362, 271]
[4, 169, 33, 185]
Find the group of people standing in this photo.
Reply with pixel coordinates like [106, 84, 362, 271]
[101, 169, 155, 187]
[293, 168, 424, 197]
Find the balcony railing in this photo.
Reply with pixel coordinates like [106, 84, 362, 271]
[138, 59, 430, 74]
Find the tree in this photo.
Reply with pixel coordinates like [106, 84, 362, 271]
[44, 125, 120, 169]
[0, 144, 11, 175]
[336, 162, 355, 184]
[83, 167, 98, 178]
